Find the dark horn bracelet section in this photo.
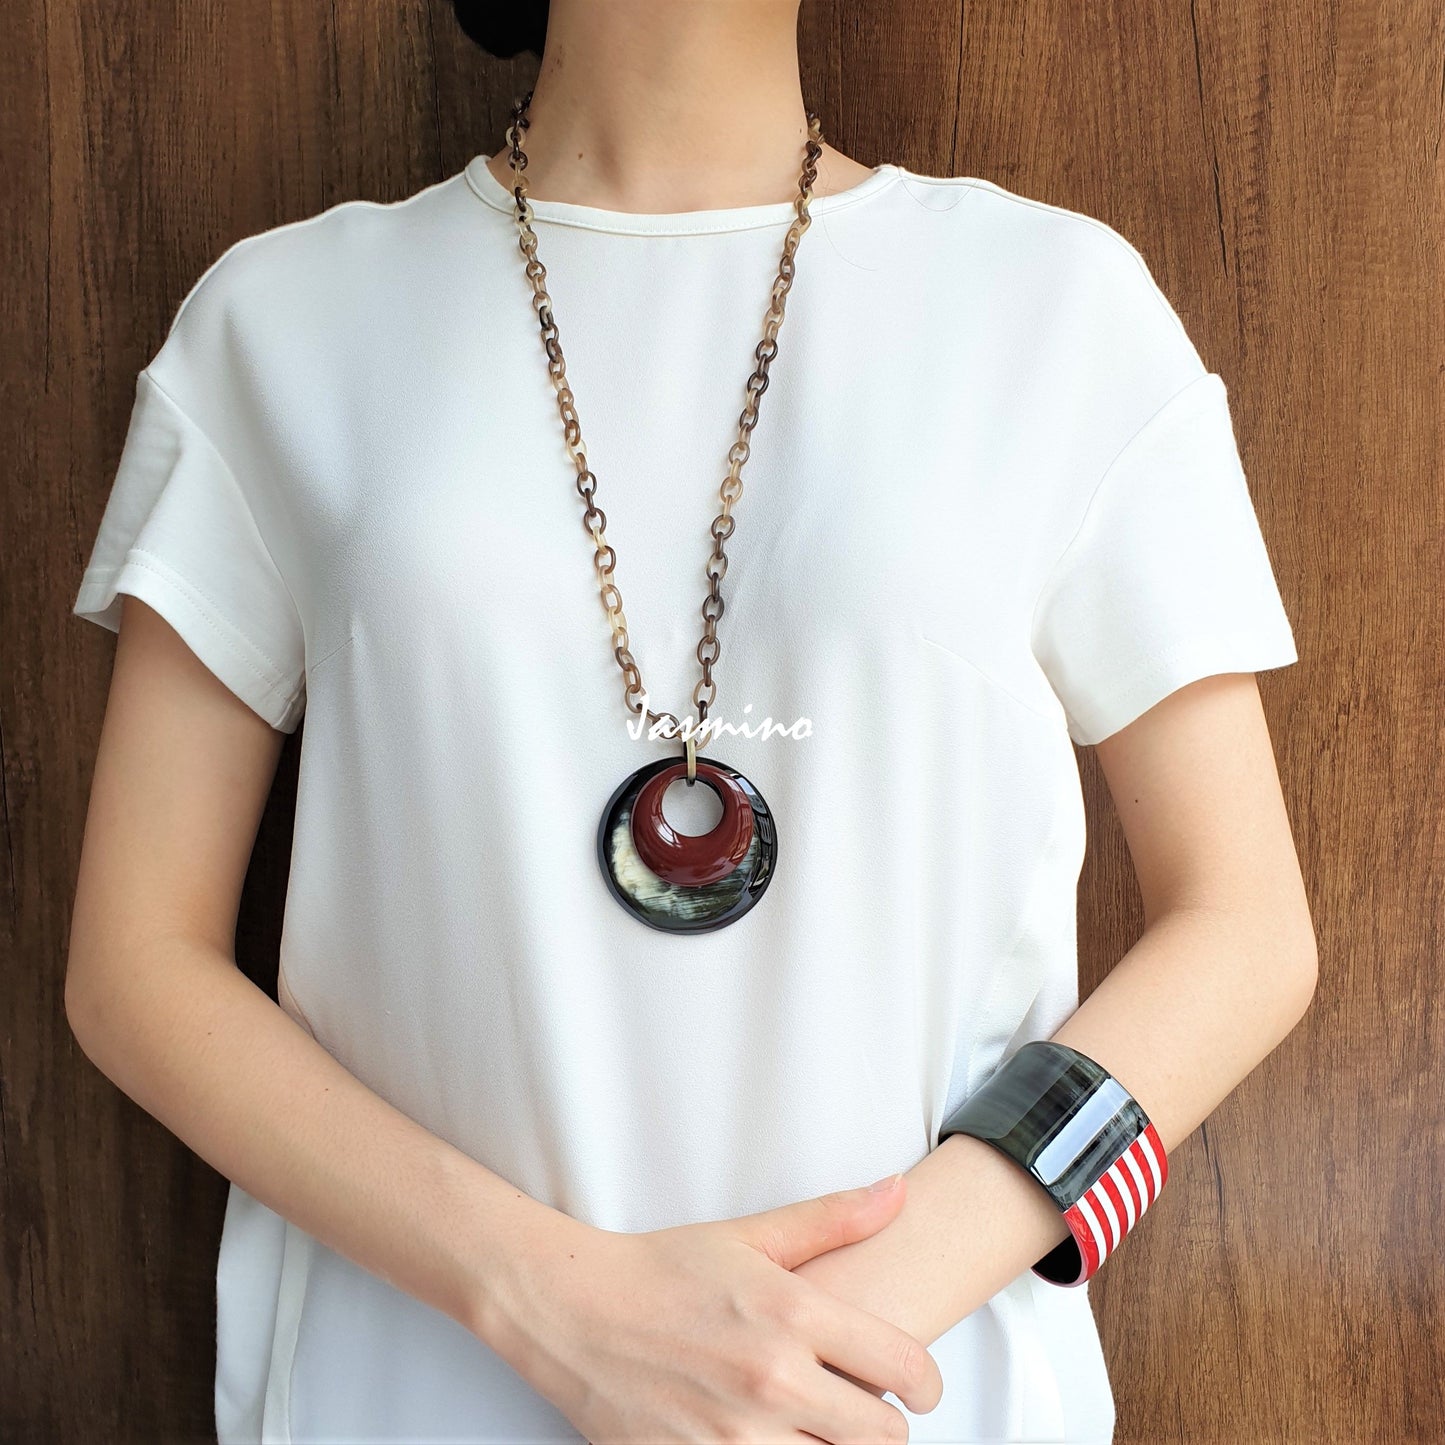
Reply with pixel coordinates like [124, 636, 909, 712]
[937, 1040, 1169, 1286]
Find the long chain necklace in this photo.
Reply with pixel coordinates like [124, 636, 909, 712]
[501, 92, 824, 934]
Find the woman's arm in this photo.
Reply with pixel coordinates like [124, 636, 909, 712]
[791, 671, 1319, 1348]
[65, 596, 559, 1338]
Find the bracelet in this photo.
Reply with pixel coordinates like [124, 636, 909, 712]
[937, 1040, 1168, 1286]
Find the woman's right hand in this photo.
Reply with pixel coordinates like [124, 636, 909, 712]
[479, 1172, 944, 1444]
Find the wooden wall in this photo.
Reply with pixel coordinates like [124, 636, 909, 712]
[5, 1, 1439, 1439]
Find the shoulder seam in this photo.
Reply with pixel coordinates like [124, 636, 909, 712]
[954, 177, 1199, 351]
[1027, 369, 1218, 654]
[135, 365, 307, 657]
[162, 171, 466, 344]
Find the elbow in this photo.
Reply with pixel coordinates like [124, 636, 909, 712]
[63, 960, 100, 1058]
[64, 961, 132, 1089]
[1277, 919, 1320, 1034]
[63, 941, 115, 1062]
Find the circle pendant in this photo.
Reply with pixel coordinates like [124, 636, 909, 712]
[598, 756, 777, 934]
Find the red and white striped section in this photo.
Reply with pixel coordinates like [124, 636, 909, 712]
[1060, 1121, 1169, 1283]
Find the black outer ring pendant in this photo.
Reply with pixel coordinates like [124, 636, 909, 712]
[597, 756, 777, 934]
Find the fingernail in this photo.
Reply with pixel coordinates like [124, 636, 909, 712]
[868, 1172, 902, 1192]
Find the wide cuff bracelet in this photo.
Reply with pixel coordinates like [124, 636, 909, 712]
[937, 1040, 1168, 1286]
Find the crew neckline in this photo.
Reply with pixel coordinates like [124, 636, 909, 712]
[464, 155, 904, 236]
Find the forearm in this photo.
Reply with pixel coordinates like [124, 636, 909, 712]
[794, 904, 1318, 1345]
[64, 936, 560, 1344]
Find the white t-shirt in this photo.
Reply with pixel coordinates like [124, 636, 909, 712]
[73, 155, 1299, 1444]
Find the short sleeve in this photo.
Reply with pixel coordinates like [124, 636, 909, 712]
[1029, 370, 1298, 746]
[73, 286, 307, 733]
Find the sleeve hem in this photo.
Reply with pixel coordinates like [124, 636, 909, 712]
[74, 549, 306, 733]
[1065, 632, 1300, 747]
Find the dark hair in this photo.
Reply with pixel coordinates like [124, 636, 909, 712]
[450, 1, 549, 60]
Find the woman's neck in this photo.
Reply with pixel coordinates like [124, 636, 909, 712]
[483, 0, 873, 211]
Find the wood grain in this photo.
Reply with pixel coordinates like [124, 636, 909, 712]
[5, 1, 1439, 1440]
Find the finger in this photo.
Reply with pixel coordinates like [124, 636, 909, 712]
[808, 1299, 943, 1416]
[739, 1177, 907, 1270]
[789, 1360, 912, 1445]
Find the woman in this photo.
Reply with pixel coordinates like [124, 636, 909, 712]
[65, 2, 1318, 1441]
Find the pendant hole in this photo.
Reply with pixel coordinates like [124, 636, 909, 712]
[660, 778, 722, 837]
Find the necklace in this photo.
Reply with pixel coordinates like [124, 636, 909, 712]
[501, 92, 824, 934]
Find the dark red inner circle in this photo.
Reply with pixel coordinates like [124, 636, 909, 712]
[630, 762, 755, 887]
